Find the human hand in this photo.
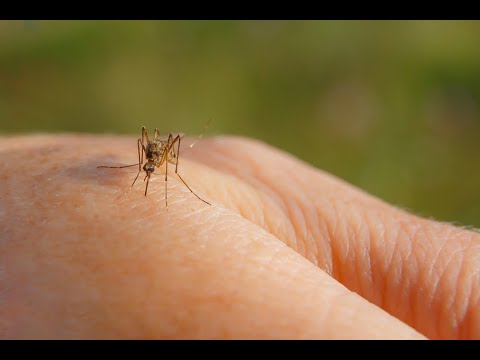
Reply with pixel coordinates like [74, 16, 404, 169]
[1, 133, 478, 339]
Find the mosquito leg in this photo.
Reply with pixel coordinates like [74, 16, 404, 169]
[102, 129, 148, 200]
[97, 163, 139, 169]
[130, 171, 141, 189]
[97, 136, 144, 171]
[172, 135, 211, 206]
[127, 138, 143, 191]
[131, 133, 147, 194]
[142, 126, 150, 145]
[136, 138, 142, 172]
[165, 133, 173, 209]
[145, 175, 151, 196]
[139, 137, 146, 167]
[165, 152, 168, 208]
[174, 135, 181, 174]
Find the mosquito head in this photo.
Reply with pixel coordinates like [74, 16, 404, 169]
[143, 163, 155, 175]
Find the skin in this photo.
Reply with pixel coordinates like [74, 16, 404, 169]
[0, 133, 479, 340]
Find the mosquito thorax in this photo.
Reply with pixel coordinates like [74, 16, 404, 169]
[145, 143, 154, 159]
[146, 140, 164, 160]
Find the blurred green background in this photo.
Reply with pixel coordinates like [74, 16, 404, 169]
[1, 20, 480, 228]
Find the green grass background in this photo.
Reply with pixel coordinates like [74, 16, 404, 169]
[1, 20, 480, 228]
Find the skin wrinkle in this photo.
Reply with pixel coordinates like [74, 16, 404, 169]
[343, 206, 361, 293]
[348, 210, 363, 294]
[458, 235, 480, 338]
[426, 225, 468, 339]
[364, 210, 387, 309]
[306, 219, 320, 268]
[236, 183, 267, 226]
[286, 180, 328, 267]
[322, 197, 343, 283]
[390, 234, 406, 320]
[400, 235, 415, 326]
[379, 212, 394, 312]
[268, 211, 295, 250]
[313, 205, 332, 274]
[399, 223, 426, 334]
[291, 196, 338, 268]
[458, 255, 474, 338]
[416, 224, 444, 338]
[283, 198, 307, 262]
[453, 251, 469, 338]
[469, 290, 480, 338]
[347, 204, 369, 297]
[361, 224, 373, 300]
[302, 198, 325, 269]
[389, 229, 409, 320]
[325, 202, 350, 284]
[459, 238, 480, 338]
[397, 222, 423, 322]
[441, 251, 463, 339]
[361, 208, 375, 302]
[293, 200, 311, 263]
[445, 248, 468, 338]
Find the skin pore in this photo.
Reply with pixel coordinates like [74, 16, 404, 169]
[0, 133, 478, 339]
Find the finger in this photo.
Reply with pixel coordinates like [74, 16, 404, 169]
[187, 136, 480, 340]
[0, 134, 424, 339]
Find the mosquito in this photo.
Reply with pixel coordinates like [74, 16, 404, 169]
[97, 126, 211, 208]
